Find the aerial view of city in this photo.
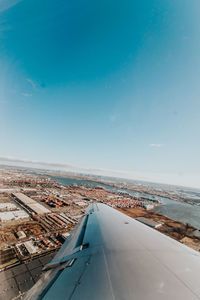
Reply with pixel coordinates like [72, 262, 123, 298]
[0, 165, 200, 299]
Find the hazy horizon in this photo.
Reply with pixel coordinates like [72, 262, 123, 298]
[1, 156, 200, 190]
[1, 1, 200, 189]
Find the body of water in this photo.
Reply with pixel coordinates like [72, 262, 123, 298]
[50, 175, 200, 229]
[153, 198, 200, 229]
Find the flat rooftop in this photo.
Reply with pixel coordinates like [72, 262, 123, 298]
[12, 193, 51, 215]
[136, 216, 162, 228]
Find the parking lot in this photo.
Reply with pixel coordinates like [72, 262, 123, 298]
[0, 252, 56, 300]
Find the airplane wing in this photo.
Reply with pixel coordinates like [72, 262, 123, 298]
[24, 203, 200, 300]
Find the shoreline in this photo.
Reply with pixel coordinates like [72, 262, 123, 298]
[118, 207, 200, 252]
[27, 169, 200, 207]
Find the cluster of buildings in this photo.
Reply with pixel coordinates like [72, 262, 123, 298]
[0, 167, 162, 271]
[102, 195, 160, 210]
[0, 202, 29, 222]
[16, 234, 64, 257]
[0, 170, 88, 270]
[41, 196, 70, 208]
[12, 192, 51, 215]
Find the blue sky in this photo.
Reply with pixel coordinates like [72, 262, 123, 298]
[0, 0, 200, 187]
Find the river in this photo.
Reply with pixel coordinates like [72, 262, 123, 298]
[49, 175, 200, 229]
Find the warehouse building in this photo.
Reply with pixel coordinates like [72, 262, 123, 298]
[136, 217, 162, 228]
[0, 210, 29, 222]
[12, 192, 51, 215]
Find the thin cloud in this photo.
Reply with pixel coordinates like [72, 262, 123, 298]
[0, 156, 77, 170]
[26, 78, 37, 89]
[109, 114, 118, 122]
[149, 144, 164, 148]
[22, 93, 32, 97]
[0, 0, 22, 12]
